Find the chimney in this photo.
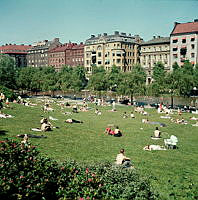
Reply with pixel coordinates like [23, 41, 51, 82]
[53, 38, 59, 42]
[103, 33, 107, 36]
[194, 19, 198, 22]
[91, 35, 95, 38]
[98, 34, 101, 37]
[114, 31, 119, 35]
[174, 22, 180, 26]
[153, 36, 156, 39]
[128, 33, 131, 36]
[121, 32, 126, 36]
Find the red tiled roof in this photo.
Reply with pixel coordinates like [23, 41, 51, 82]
[0, 44, 31, 54]
[49, 43, 84, 53]
[171, 22, 198, 35]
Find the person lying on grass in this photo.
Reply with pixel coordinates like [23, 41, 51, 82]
[143, 145, 166, 151]
[115, 149, 134, 168]
[65, 118, 83, 123]
[105, 127, 115, 135]
[17, 134, 47, 138]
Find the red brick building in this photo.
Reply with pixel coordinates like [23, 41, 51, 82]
[48, 42, 84, 71]
[0, 44, 31, 67]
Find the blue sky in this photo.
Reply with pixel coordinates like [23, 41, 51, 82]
[0, 0, 197, 45]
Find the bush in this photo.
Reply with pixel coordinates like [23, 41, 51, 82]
[0, 139, 158, 200]
[0, 86, 17, 101]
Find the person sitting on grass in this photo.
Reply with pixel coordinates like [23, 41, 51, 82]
[130, 112, 135, 118]
[95, 108, 101, 115]
[65, 118, 83, 123]
[40, 118, 52, 132]
[114, 126, 122, 137]
[153, 127, 161, 138]
[123, 112, 128, 119]
[72, 104, 78, 113]
[115, 149, 133, 168]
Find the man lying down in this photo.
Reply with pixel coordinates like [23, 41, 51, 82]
[17, 134, 47, 138]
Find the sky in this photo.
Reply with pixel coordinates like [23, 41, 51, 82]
[0, 0, 197, 45]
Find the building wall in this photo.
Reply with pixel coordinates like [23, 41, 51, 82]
[27, 38, 61, 67]
[170, 33, 198, 67]
[140, 42, 170, 84]
[48, 44, 84, 71]
[84, 41, 139, 73]
[48, 51, 65, 71]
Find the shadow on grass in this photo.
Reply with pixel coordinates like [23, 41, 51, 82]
[0, 130, 8, 135]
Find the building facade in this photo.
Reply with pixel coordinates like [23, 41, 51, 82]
[84, 31, 143, 74]
[0, 44, 31, 67]
[140, 36, 170, 84]
[27, 38, 61, 67]
[48, 42, 84, 71]
[170, 20, 198, 68]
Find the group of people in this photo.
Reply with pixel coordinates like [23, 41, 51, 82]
[105, 126, 122, 137]
[122, 112, 135, 119]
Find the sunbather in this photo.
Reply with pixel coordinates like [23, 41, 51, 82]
[115, 149, 133, 168]
[143, 145, 166, 151]
[65, 119, 83, 123]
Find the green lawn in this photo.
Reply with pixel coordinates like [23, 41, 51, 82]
[1, 98, 198, 199]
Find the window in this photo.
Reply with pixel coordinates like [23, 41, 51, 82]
[182, 39, 186, 43]
[112, 53, 115, 56]
[191, 53, 195, 58]
[191, 44, 195, 49]
[191, 37, 195, 42]
[180, 48, 187, 56]
[173, 48, 178, 51]
[98, 52, 102, 57]
[86, 60, 89, 65]
[117, 59, 121, 64]
[173, 54, 177, 58]
[97, 45, 102, 50]
[98, 61, 102, 65]
[173, 39, 178, 43]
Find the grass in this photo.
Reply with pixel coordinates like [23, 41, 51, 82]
[1, 98, 198, 199]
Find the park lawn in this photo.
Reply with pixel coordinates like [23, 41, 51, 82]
[1, 98, 198, 199]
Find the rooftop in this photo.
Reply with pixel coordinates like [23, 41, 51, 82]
[0, 44, 31, 54]
[85, 31, 143, 45]
[49, 43, 84, 53]
[171, 20, 198, 35]
[141, 36, 170, 46]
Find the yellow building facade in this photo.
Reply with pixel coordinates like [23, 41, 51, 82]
[84, 32, 143, 74]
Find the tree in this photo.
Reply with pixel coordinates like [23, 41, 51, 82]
[0, 55, 16, 89]
[56, 66, 74, 91]
[117, 64, 146, 103]
[106, 65, 121, 92]
[70, 66, 87, 92]
[151, 62, 167, 95]
[17, 67, 38, 91]
[87, 66, 108, 92]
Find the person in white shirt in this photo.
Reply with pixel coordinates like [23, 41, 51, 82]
[115, 149, 132, 168]
[154, 127, 161, 138]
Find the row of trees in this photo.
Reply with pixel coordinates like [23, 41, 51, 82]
[0, 55, 198, 100]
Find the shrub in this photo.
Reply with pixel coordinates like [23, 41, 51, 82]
[0, 86, 17, 101]
[0, 139, 158, 200]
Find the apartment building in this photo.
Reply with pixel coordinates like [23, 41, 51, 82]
[140, 36, 170, 84]
[48, 42, 84, 71]
[170, 20, 198, 67]
[27, 38, 61, 67]
[84, 31, 143, 74]
[0, 44, 31, 67]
